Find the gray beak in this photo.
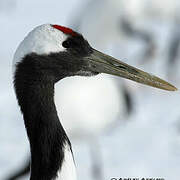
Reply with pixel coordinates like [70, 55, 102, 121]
[85, 49, 177, 91]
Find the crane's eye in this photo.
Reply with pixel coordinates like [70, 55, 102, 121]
[62, 40, 72, 48]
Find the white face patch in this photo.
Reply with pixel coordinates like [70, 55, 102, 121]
[12, 24, 68, 74]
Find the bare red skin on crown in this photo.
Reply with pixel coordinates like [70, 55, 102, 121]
[52, 24, 77, 36]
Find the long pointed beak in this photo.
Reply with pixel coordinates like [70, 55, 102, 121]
[86, 49, 177, 91]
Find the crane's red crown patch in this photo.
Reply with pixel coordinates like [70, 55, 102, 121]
[52, 24, 77, 36]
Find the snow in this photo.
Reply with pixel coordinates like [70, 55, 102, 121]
[0, 0, 180, 180]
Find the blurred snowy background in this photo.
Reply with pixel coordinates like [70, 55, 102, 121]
[1, 0, 180, 180]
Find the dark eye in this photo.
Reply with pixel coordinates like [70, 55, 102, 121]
[62, 40, 72, 48]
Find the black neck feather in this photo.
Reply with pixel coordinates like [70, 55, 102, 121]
[14, 55, 70, 180]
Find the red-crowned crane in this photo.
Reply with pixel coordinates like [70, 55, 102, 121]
[12, 24, 176, 180]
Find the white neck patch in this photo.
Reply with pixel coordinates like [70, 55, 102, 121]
[56, 142, 77, 180]
[13, 24, 68, 73]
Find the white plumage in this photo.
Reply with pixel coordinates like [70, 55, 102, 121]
[13, 24, 67, 73]
[56, 143, 77, 180]
[55, 75, 124, 139]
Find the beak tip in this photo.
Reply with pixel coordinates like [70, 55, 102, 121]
[171, 86, 178, 91]
[166, 85, 178, 91]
